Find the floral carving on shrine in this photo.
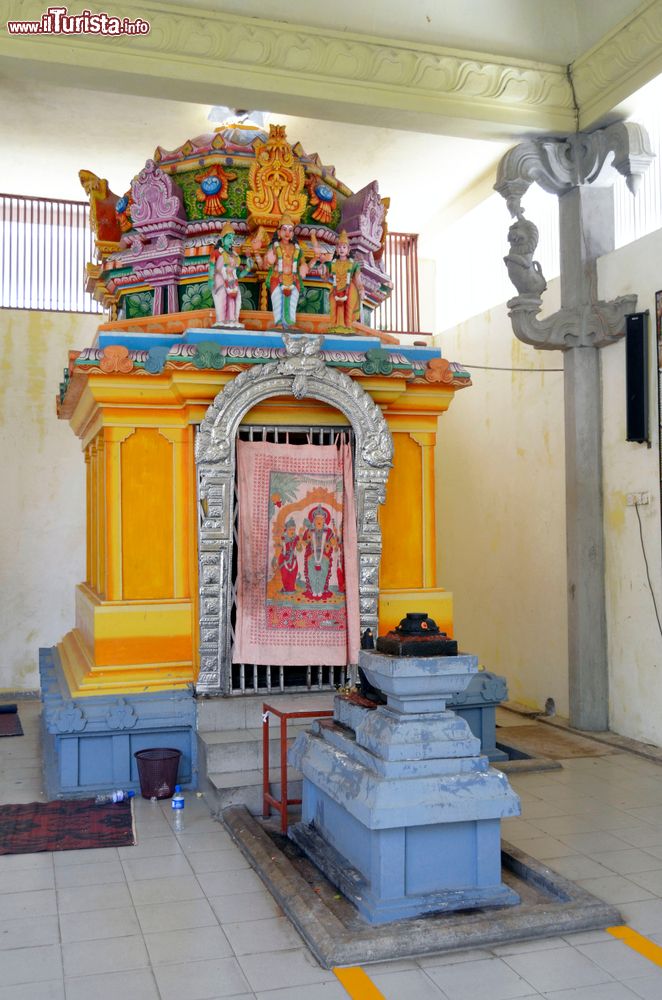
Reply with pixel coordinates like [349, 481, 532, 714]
[194, 164, 237, 216]
[246, 124, 307, 230]
[424, 357, 454, 384]
[100, 345, 133, 373]
[115, 191, 133, 233]
[306, 175, 337, 224]
[131, 160, 186, 227]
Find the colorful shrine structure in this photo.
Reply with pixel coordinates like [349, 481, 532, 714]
[43, 121, 473, 801]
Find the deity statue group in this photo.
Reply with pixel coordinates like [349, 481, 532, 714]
[273, 505, 343, 601]
[208, 216, 364, 333]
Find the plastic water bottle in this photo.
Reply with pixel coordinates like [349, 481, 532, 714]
[94, 789, 135, 805]
[171, 785, 185, 831]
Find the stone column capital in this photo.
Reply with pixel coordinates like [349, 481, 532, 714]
[495, 121, 653, 353]
[495, 121, 654, 216]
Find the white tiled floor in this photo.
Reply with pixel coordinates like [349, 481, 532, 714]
[3, 701, 662, 999]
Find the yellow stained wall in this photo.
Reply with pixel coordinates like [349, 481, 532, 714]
[0, 310, 96, 693]
[434, 282, 570, 717]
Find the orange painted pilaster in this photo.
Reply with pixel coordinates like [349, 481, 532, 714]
[85, 446, 92, 587]
[104, 426, 133, 600]
[410, 431, 437, 589]
[159, 427, 191, 599]
[96, 436, 106, 597]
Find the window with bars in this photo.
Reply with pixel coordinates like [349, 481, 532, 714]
[0, 193, 421, 330]
[372, 232, 421, 334]
[0, 194, 102, 314]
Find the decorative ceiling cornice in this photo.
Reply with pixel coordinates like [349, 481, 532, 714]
[572, 0, 662, 129]
[1, 0, 576, 137]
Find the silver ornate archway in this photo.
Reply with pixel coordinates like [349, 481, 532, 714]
[194, 334, 393, 694]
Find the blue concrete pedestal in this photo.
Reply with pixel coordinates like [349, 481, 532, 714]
[289, 651, 520, 925]
[449, 670, 509, 763]
[39, 647, 197, 799]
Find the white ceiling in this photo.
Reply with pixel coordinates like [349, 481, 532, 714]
[0, 77, 507, 234]
[0, 0, 648, 239]
[155, 0, 644, 64]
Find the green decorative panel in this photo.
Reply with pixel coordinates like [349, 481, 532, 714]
[178, 282, 213, 312]
[299, 285, 329, 315]
[192, 342, 225, 370]
[240, 281, 259, 311]
[124, 289, 154, 320]
[224, 167, 250, 219]
[177, 166, 250, 222]
[178, 169, 205, 221]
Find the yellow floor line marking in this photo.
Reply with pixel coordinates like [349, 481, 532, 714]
[333, 966, 386, 999]
[607, 925, 662, 967]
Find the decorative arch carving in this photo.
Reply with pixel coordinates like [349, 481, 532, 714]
[195, 333, 393, 694]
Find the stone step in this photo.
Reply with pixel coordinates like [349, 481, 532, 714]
[197, 691, 335, 733]
[199, 722, 313, 774]
[204, 767, 303, 817]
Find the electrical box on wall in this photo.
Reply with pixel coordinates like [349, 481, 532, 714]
[625, 311, 649, 443]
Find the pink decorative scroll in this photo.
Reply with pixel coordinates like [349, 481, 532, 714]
[234, 440, 359, 666]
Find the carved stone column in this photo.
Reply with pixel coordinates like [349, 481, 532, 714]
[495, 123, 653, 731]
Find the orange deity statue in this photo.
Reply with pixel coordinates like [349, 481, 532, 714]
[312, 230, 364, 333]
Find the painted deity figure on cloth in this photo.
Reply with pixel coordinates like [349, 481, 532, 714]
[275, 517, 301, 593]
[301, 505, 338, 600]
[311, 230, 363, 333]
[252, 215, 312, 329]
[209, 222, 249, 328]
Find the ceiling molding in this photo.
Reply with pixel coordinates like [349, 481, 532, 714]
[573, 0, 662, 129]
[1, 0, 577, 138]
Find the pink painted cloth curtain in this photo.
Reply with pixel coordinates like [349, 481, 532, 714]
[234, 439, 360, 666]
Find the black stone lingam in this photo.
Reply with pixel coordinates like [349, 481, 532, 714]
[376, 612, 458, 657]
[358, 612, 458, 703]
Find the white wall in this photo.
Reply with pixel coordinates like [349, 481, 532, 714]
[434, 228, 662, 743]
[435, 281, 570, 715]
[0, 310, 95, 693]
[598, 229, 662, 745]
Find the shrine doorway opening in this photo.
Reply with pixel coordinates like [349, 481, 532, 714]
[194, 341, 393, 696]
[227, 422, 356, 695]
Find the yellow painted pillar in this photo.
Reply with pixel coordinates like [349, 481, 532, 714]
[96, 436, 106, 598]
[85, 446, 92, 587]
[103, 427, 133, 600]
[159, 427, 191, 599]
[410, 432, 437, 589]
[187, 426, 200, 674]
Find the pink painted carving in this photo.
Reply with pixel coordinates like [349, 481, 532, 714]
[131, 159, 186, 227]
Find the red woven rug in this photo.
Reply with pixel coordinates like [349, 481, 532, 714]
[0, 711, 23, 737]
[0, 798, 135, 854]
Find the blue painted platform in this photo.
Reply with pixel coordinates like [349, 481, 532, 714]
[39, 647, 197, 799]
[290, 651, 520, 924]
[449, 670, 509, 763]
[96, 327, 441, 363]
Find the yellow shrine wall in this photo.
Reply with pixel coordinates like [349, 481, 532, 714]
[0, 310, 94, 693]
[0, 310, 460, 695]
[55, 363, 459, 696]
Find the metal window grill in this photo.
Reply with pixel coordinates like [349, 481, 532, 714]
[0, 193, 103, 313]
[372, 231, 420, 334]
[227, 423, 355, 695]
